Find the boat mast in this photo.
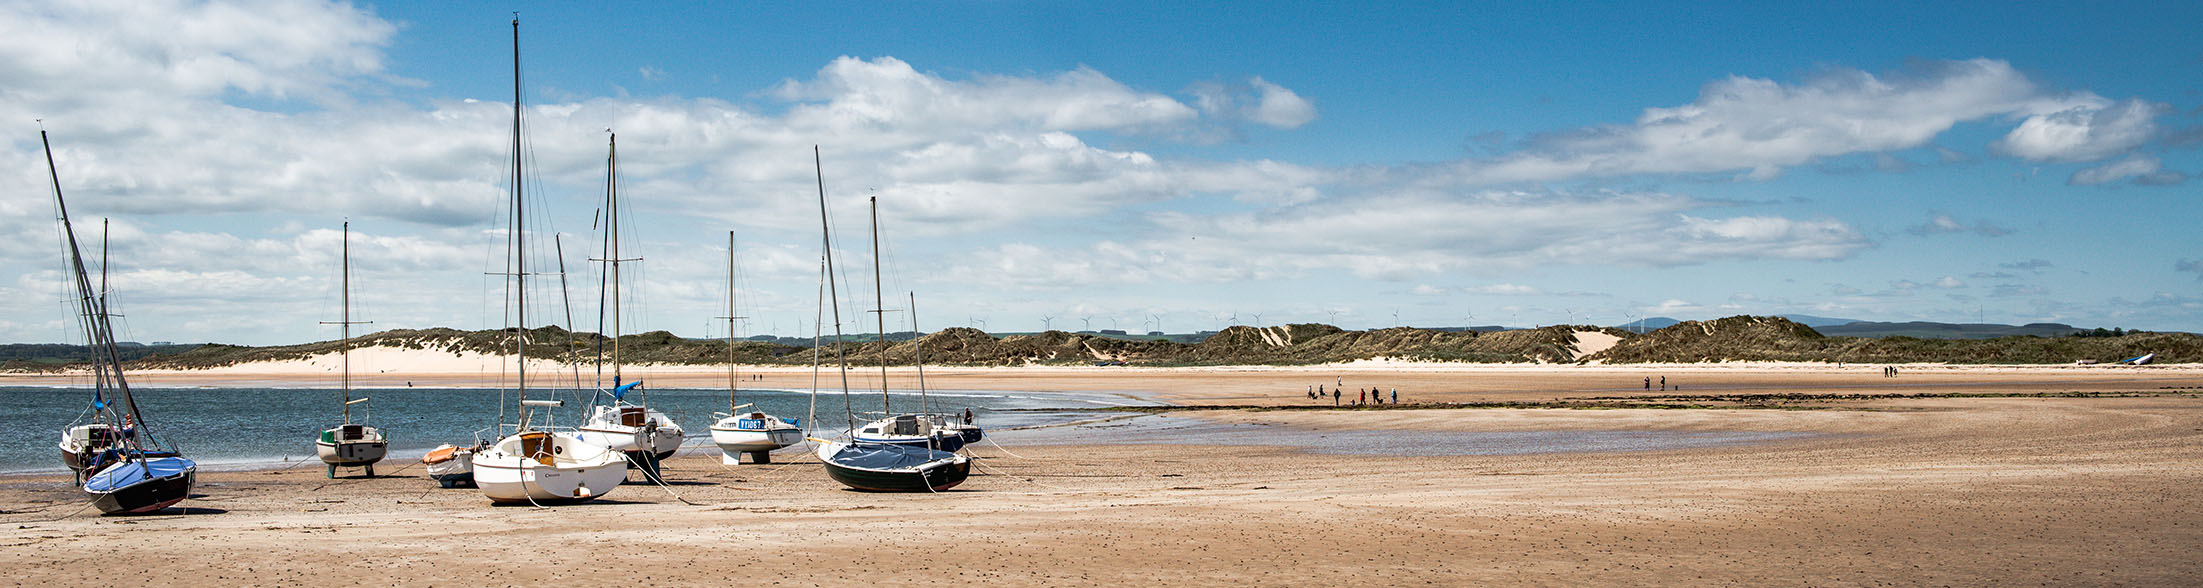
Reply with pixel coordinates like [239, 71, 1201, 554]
[608, 133, 623, 392]
[815, 146, 855, 432]
[340, 223, 352, 422]
[320, 222, 374, 424]
[98, 219, 110, 399]
[870, 196, 890, 416]
[722, 231, 744, 412]
[509, 16, 531, 429]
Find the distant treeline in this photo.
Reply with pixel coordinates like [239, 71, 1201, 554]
[0, 342, 204, 369]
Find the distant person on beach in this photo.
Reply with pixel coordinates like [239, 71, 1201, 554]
[1359, 388, 1367, 404]
[1660, 376, 1666, 391]
[963, 408, 974, 425]
[1644, 377, 1651, 390]
[1332, 388, 1340, 405]
[1391, 388, 1398, 404]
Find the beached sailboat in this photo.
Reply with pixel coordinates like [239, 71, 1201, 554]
[709, 231, 804, 464]
[40, 129, 198, 514]
[808, 148, 971, 492]
[314, 222, 388, 478]
[468, 16, 628, 504]
[574, 132, 685, 475]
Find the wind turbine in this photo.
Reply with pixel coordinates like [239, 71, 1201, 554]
[1392, 308, 1400, 327]
[1252, 312, 1264, 327]
[1041, 314, 1055, 331]
[1326, 309, 1342, 324]
[1150, 313, 1164, 334]
[1081, 316, 1093, 332]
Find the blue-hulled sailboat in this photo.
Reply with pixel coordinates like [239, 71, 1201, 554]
[40, 129, 197, 515]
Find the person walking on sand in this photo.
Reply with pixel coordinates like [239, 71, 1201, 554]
[1359, 388, 1367, 405]
[1391, 388, 1398, 404]
[1332, 388, 1340, 406]
[1644, 377, 1651, 390]
[1660, 376, 1666, 391]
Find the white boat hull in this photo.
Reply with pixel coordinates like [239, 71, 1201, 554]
[578, 406, 685, 457]
[470, 431, 626, 503]
[709, 413, 803, 464]
[315, 425, 388, 467]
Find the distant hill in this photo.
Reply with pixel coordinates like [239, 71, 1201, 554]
[1775, 314, 1863, 328]
[9, 316, 2195, 371]
[1613, 317, 1681, 332]
[1816, 321, 2086, 339]
[1589, 316, 2199, 364]
[0, 342, 205, 370]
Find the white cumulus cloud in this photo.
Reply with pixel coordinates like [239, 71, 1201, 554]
[1992, 98, 2162, 162]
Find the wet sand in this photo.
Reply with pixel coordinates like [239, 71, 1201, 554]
[4, 366, 2201, 585]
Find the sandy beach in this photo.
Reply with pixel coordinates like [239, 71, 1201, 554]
[5, 363, 2202, 585]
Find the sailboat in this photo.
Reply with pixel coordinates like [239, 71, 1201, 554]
[40, 129, 198, 514]
[709, 231, 804, 464]
[809, 148, 971, 492]
[574, 132, 686, 476]
[846, 197, 969, 453]
[314, 222, 388, 478]
[468, 16, 628, 504]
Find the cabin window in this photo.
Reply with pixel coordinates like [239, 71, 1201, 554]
[862, 428, 878, 434]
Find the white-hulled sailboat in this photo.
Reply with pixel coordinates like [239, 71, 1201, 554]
[468, 16, 627, 504]
[709, 231, 803, 464]
[574, 132, 685, 476]
[41, 128, 198, 514]
[314, 222, 388, 478]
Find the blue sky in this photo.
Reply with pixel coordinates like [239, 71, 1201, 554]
[3, 1, 2199, 345]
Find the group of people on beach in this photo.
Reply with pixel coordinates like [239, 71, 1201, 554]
[1882, 366, 1901, 378]
[1642, 376, 1676, 391]
[1308, 376, 1398, 406]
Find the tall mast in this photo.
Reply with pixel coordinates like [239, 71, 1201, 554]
[871, 196, 889, 416]
[608, 133, 622, 390]
[341, 223, 351, 421]
[319, 222, 374, 424]
[98, 220, 112, 398]
[815, 146, 855, 432]
[724, 231, 741, 412]
[509, 16, 530, 428]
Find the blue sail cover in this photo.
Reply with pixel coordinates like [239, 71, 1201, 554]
[83, 456, 196, 493]
[612, 380, 643, 400]
[829, 442, 956, 472]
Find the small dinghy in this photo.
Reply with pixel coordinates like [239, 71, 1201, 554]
[421, 443, 478, 488]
